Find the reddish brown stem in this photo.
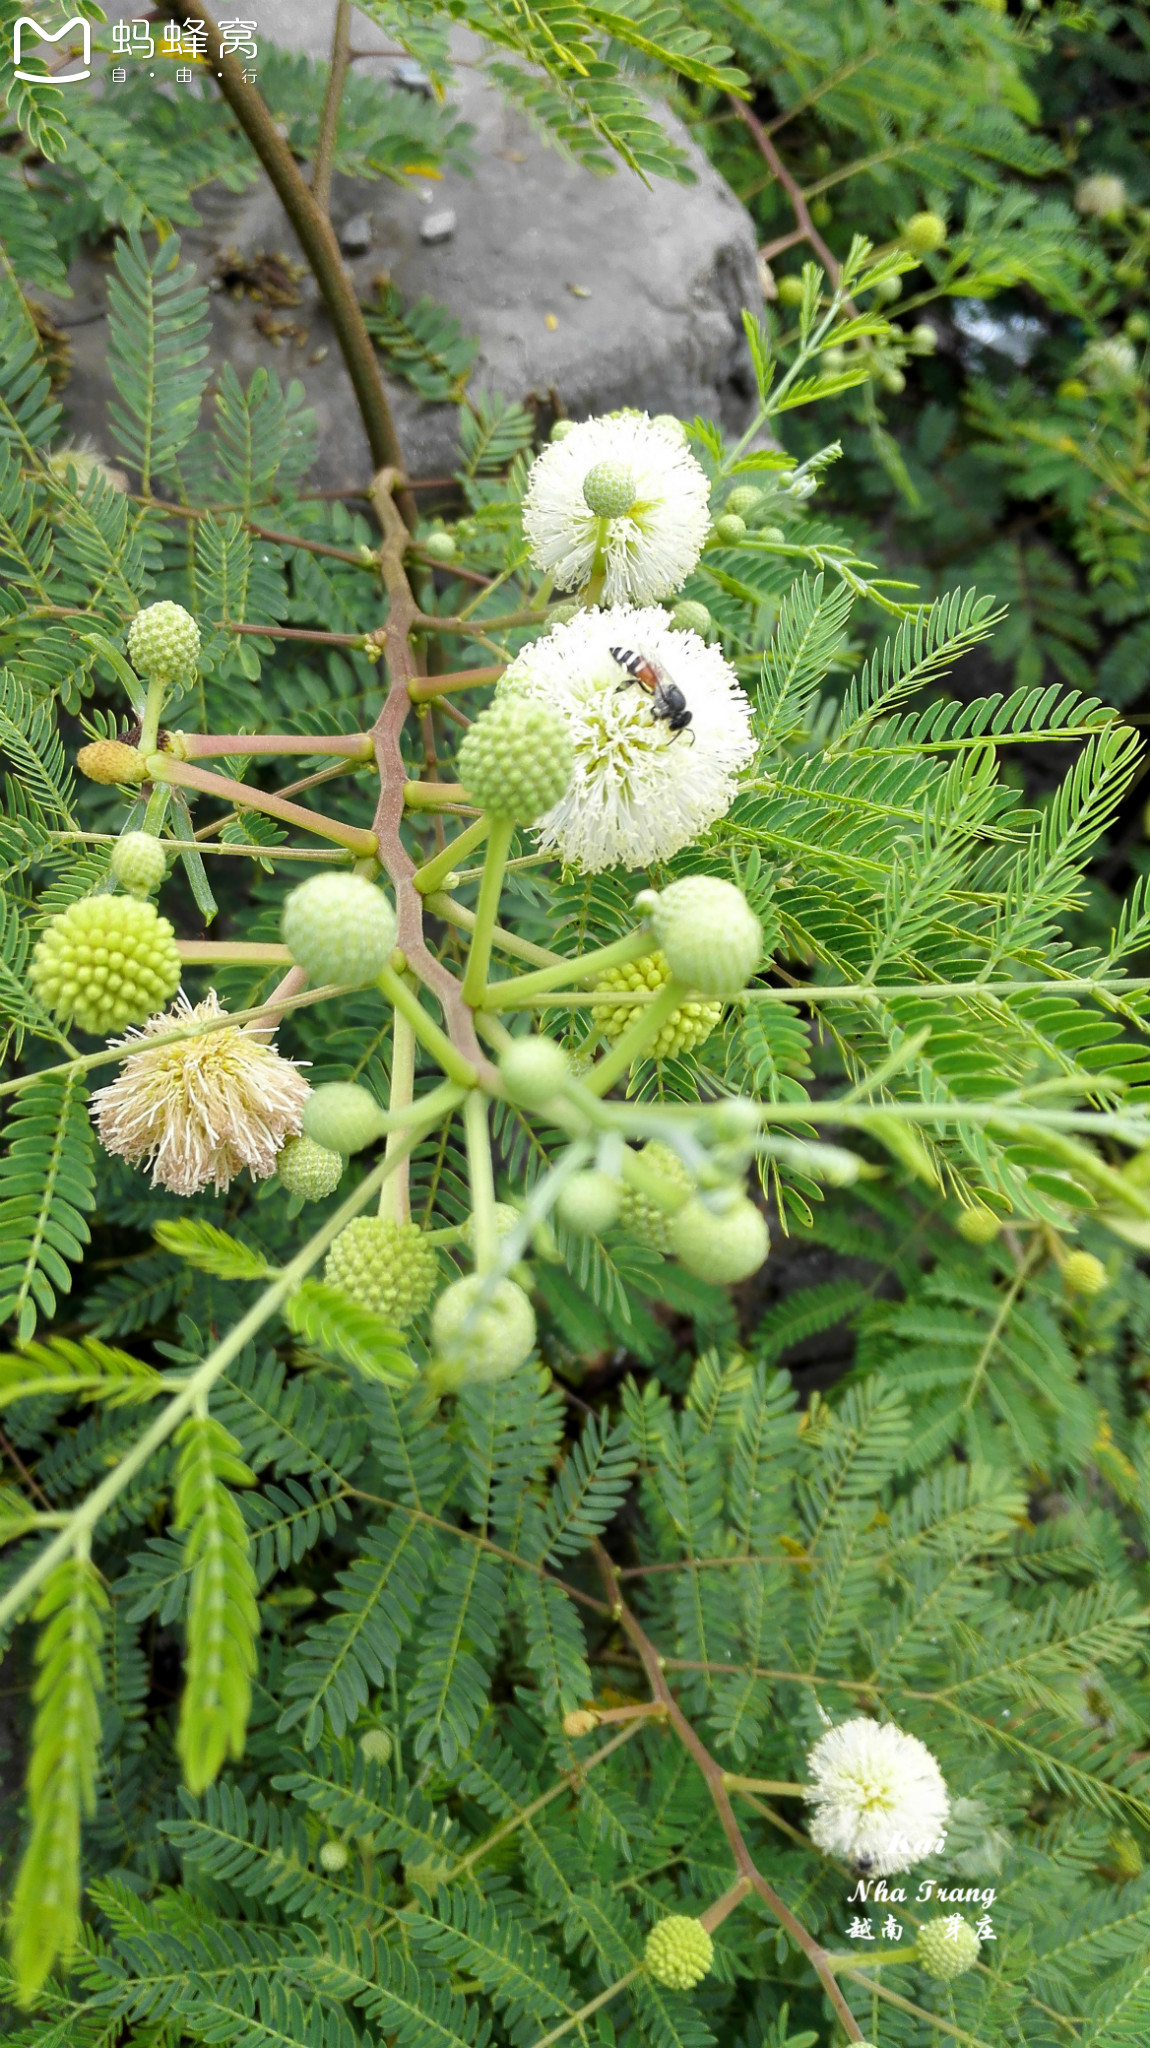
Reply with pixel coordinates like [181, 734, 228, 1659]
[226, 621, 372, 648]
[591, 1542, 865, 2041]
[143, 498, 377, 567]
[367, 470, 498, 1088]
[729, 94, 848, 299]
[246, 964, 309, 1040]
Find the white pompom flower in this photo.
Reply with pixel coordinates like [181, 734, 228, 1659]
[522, 413, 712, 604]
[803, 1717, 950, 1876]
[91, 990, 310, 1196]
[498, 606, 755, 873]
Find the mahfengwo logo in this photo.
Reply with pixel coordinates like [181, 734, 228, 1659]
[13, 13, 91, 82]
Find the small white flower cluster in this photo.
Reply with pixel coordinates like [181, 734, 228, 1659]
[803, 1716, 951, 1876]
[515, 413, 755, 873]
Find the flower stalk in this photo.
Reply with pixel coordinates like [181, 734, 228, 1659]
[461, 817, 516, 1009]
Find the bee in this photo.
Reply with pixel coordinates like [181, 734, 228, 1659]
[609, 645, 694, 741]
[853, 1854, 876, 1877]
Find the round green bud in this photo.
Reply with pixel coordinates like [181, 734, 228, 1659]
[909, 322, 938, 353]
[759, 525, 786, 544]
[429, 1275, 536, 1389]
[810, 197, 832, 226]
[319, 1840, 350, 1873]
[277, 1133, 344, 1201]
[1081, 335, 1139, 394]
[776, 274, 806, 307]
[550, 418, 577, 441]
[423, 530, 457, 561]
[110, 830, 167, 898]
[1126, 312, 1150, 341]
[126, 600, 201, 684]
[281, 874, 397, 989]
[359, 1726, 393, 1765]
[1063, 1249, 1109, 1297]
[704, 1098, 761, 1143]
[29, 893, 181, 1036]
[901, 211, 947, 255]
[546, 600, 581, 625]
[456, 696, 573, 823]
[1076, 172, 1127, 221]
[712, 513, 747, 544]
[639, 876, 763, 998]
[325, 1216, 439, 1327]
[724, 486, 764, 521]
[917, 1916, 980, 1982]
[1059, 378, 1089, 401]
[462, 1202, 521, 1254]
[592, 950, 721, 1061]
[651, 413, 689, 440]
[644, 1916, 714, 1991]
[822, 346, 848, 373]
[670, 1195, 770, 1283]
[582, 460, 637, 519]
[619, 1141, 692, 1253]
[77, 739, 147, 786]
[668, 599, 712, 637]
[874, 274, 903, 302]
[957, 1202, 1000, 1245]
[556, 1169, 622, 1238]
[500, 1036, 572, 1110]
[881, 368, 906, 395]
[303, 1081, 388, 1156]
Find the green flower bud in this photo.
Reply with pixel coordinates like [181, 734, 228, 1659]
[592, 950, 721, 1060]
[550, 418, 577, 441]
[556, 1169, 622, 1238]
[881, 368, 906, 395]
[776, 275, 806, 307]
[712, 513, 747, 544]
[759, 525, 786, 544]
[668, 599, 712, 637]
[359, 1727, 393, 1765]
[670, 1195, 770, 1283]
[644, 1915, 714, 1990]
[1076, 172, 1127, 221]
[281, 874, 397, 989]
[582, 460, 637, 519]
[651, 413, 689, 440]
[319, 1840, 350, 1873]
[917, 1916, 980, 1981]
[110, 831, 167, 898]
[618, 1141, 692, 1252]
[957, 1202, 1000, 1245]
[1063, 1249, 1109, 1297]
[303, 1081, 388, 1156]
[638, 876, 763, 997]
[422, 530, 457, 562]
[456, 696, 573, 823]
[910, 323, 937, 353]
[500, 1036, 572, 1110]
[901, 211, 947, 255]
[724, 486, 764, 521]
[822, 346, 848, 373]
[429, 1275, 536, 1389]
[873, 274, 903, 302]
[1081, 335, 1139, 394]
[277, 1134, 344, 1201]
[29, 894, 181, 1036]
[126, 600, 200, 684]
[324, 1216, 439, 1327]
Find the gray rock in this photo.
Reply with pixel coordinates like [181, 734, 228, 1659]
[338, 212, 373, 255]
[42, 2, 764, 485]
[419, 208, 457, 246]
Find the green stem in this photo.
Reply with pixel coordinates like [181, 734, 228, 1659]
[142, 783, 170, 834]
[461, 816, 515, 1009]
[0, 1116, 451, 1636]
[149, 756, 377, 857]
[463, 1089, 498, 1274]
[526, 1968, 642, 2048]
[377, 961, 479, 1089]
[137, 672, 167, 758]
[721, 1775, 806, 1795]
[414, 817, 490, 896]
[824, 1946, 921, 1966]
[425, 891, 562, 970]
[403, 780, 472, 811]
[489, 928, 651, 1006]
[381, 997, 416, 1223]
[583, 980, 687, 1096]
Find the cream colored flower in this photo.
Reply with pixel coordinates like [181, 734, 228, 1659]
[91, 991, 309, 1196]
[498, 605, 755, 872]
[522, 413, 711, 604]
[804, 1717, 950, 1875]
